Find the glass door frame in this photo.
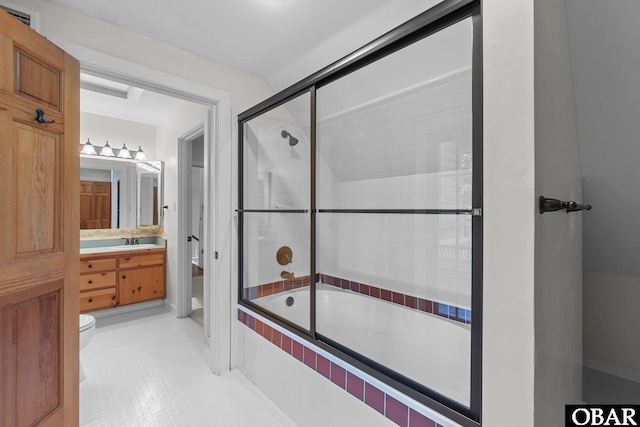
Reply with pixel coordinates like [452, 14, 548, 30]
[238, 0, 482, 424]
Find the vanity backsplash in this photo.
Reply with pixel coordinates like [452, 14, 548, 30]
[80, 227, 166, 241]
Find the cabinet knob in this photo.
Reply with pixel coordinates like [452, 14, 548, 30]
[88, 280, 93, 284]
[122, 275, 126, 279]
[88, 298, 93, 303]
[88, 264, 93, 269]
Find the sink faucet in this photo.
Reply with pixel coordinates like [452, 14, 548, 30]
[131, 236, 139, 245]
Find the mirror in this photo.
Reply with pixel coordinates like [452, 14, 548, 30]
[136, 161, 163, 227]
[80, 156, 163, 230]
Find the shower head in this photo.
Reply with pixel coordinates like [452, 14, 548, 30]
[281, 130, 299, 146]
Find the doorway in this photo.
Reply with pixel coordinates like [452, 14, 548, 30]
[59, 40, 234, 373]
[186, 133, 206, 328]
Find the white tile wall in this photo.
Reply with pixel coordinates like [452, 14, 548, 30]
[80, 306, 297, 427]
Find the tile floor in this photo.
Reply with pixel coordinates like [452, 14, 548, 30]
[583, 367, 640, 404]
[80, 306, 297, 427]
[80, 304, 640, 426]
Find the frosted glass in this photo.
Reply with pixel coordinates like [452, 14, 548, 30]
[316, 213, 472, 406]
[317, 18, 473, 210]
[242, 212, 310, 330]
[243, 92, 311, 211]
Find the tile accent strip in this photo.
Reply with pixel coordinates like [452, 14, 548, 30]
[238, 308, 452, 427]
[320, 274, 472, 325]
[244, 275, 311, 300]
[246, 274, 471, 325]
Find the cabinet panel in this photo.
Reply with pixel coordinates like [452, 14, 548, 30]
[79, 288, 116, 312]
[119, 265, 164, 305]
[119, 253, 164, 269]
[79, 257, 116, 274]
[79, 271, 116, 292]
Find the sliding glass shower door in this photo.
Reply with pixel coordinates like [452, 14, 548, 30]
[238, 0, 481, 422]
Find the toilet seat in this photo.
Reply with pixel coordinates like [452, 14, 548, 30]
[79, 314, 95, 332]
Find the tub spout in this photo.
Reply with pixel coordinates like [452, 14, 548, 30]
[281, 271, 295, 281]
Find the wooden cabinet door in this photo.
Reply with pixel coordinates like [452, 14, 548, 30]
[119, 266, 165, 305]
[80, 181, 94, 229]
[0, 11, 79, 427]
[80, 181, 111, 229]
[93, 182, 111, 229]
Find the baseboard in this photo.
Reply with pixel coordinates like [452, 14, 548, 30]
[89, 300, 165, 319]
[164, 300, 178, 317]
[584, 357, 640, 384]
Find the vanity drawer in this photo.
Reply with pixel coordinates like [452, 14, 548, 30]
[80, 288, 117, 312]
[119, 252, 164, 269]
[80, 257, 116, 273]
[80, 271, 116, 291]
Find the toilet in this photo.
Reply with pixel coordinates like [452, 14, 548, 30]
[79, 314, 96, 382]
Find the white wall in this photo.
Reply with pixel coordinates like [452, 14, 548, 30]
[583, 271, 640, 374]
[80, 111, 158, 159]
[565, 0, 640, 377]
[483, 1, 536, 424]
[533, 0, 583, 424]
[79, 168, 110, 182]
[484, 0, 582, 426]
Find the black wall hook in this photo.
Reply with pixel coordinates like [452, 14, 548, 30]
[539, 196, 591, 214]
[34, 109, 55, 124]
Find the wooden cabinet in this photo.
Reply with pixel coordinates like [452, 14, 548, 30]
[120, 265, 165, 305]
[80, 181, 111, 229]
[79, 255, 117, 312]
[79, 248, 166, 313]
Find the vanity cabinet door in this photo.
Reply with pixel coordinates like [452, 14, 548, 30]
[80, 271, 117, 292]
[80, 287, 117, 312]
[119, 265, 165, 305]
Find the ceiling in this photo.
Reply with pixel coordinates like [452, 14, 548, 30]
[66, 0, 440, 125]
[42, 0, 439, 91]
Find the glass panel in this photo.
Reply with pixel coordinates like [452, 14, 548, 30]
[316, 18, 473, 211]
[316, 212, 472, 407]
[243, 92, 311, 211]
[242, 212, 310, 330]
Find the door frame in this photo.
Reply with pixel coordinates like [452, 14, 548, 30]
[177, 124, 208, 339]
[53, 40, 233, 375]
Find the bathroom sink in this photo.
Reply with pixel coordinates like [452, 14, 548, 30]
[110, 244, 158, 250]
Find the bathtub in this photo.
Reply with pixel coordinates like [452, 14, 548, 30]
[256, 282, 471, 406]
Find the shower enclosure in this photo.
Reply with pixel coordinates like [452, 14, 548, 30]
[238, 0, 482, 424]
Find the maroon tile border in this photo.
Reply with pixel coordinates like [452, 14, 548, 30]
[246, 273, 470, 325]
[244, 275, 311, 300]
[238, 309, 447, 427]
[321, 274, 472, 325]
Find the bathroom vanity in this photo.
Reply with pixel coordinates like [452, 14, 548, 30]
[79, 239, 166, 313]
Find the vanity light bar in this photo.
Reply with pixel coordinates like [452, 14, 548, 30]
[80, 139, 146, 160]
